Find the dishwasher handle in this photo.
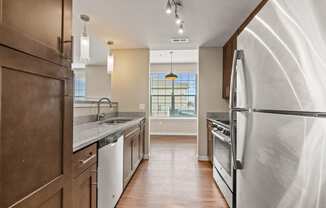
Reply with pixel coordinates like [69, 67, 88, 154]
[98, 132, 123, 149]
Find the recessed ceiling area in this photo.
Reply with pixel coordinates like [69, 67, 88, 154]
[73, 0, 261, 50]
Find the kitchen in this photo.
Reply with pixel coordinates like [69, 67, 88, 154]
[0, 0, 325, 208]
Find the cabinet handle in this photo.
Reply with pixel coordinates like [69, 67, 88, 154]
[79, 154, 96, 165]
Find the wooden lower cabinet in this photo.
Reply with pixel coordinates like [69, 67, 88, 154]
[207, 120, 214, 164]
[123, 132, 133, 187]
[72, 164, 97, 208]
[123, 119, 145, 188]
[139, 120, 145, 160]
[72, 144, 97, 208]
[132, 131, 141, 170]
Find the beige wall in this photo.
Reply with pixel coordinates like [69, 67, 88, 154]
[150, 118, 197, 136]
[198, 47, 228, 159]
[111, 48, 150, 156]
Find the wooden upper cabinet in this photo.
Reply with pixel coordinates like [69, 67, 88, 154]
[62, 0, 73, 61]
[222, 35, 237, 99]
[0, 0, 72, 65]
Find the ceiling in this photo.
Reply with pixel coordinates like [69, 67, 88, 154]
[73, 0, 261, 50]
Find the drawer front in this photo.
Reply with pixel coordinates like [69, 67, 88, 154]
[73, 143, 97, 178]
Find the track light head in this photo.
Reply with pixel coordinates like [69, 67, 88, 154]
[166, 0, 172, 14]
[178, 23, 184, 35]
[175, 13, 182, 25]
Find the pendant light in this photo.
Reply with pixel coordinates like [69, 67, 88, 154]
[165, 51, 178, 80]
[80, 14, 90, 62]
[107, 41, 114, 74]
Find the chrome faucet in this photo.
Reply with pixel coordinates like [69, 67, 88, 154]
[97, 97, 113, 121]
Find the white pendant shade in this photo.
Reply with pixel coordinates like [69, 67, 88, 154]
[80, 34, 90, 62]
[107, 53, 114, 74]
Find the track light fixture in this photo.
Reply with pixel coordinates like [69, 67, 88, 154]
[165, 0, 172, 14]
[164, 0, 184, 34]
[175, 13, 182, 25]
[178, 23, 184, 35]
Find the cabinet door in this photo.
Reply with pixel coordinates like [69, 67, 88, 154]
[139, 122, 145, 161]
[132, 133, 140, 170]
[222, 35, 237, 99]
[123, 135, 132, 187]
[0, 45, 73, 208]
[72, 164, 97, 208]
[207, 120, 214, 163]
[0, 0, 71, 65]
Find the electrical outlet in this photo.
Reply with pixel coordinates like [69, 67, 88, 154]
[139, 104, 145, 110]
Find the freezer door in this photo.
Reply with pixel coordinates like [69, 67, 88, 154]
[237, 0, 326, 112]
[236, 112, 326, 208]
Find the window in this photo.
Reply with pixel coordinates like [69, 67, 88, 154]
[74, 70, 86, 98]
[150, 72, 197, 117]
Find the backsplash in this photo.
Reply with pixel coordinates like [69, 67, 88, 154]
[74, 101, 119, 125]
[74, 100, 146, 125]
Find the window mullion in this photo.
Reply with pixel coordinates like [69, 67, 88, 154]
[171, 80, 175, 115]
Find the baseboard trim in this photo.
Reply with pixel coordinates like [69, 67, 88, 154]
[197, 155, 209, 161]
[143, 154, 150, 160]
[150, 132, 197, 136]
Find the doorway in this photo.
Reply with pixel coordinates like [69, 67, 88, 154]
[148, 49, 199, 158]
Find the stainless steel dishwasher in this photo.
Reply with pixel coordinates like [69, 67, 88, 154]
[98, 132, 124, 208]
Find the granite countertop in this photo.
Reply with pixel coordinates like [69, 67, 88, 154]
[73, 116, 144, 152]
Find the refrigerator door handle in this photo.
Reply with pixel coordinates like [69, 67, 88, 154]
[229, 49, 246, 170]
[230, 110, 244, 170]
[229, 49, 245, 110]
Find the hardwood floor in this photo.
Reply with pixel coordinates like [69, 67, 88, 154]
[116, 135, 229, 208]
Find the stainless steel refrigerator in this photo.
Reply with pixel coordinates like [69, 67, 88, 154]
[229, 0, 326, 207]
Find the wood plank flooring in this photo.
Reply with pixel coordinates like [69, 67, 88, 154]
[116, 135, 229, 208]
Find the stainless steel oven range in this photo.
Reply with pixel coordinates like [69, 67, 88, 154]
[211, 120, 233, 207]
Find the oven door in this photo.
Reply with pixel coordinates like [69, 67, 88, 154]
[212, 130, 233, 191]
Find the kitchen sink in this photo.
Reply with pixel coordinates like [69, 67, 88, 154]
[101, 118, 133, 125]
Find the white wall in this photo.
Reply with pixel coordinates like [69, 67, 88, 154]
[198, 47, 228, 160]
[150, 118, 197, 136]
[150, 63, 197, 73]
[111, 48, 150, 157]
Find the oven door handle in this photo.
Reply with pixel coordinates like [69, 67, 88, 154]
[211, 130, 231, 145]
